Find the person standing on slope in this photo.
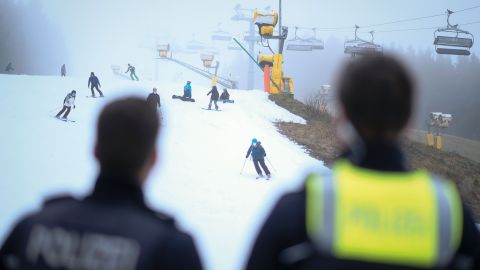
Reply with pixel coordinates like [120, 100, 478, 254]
[125, 63, 139, 81]
[246, 138, 271, 179]
[5, 62, 14, 73]
[55, 90, 76, 120]
[147, 88, 161, 110]
[88, 72, 104, 97]
[61, 64, 66, 77]
[206, 86, 219, 110]
[183, 81, 192, 99]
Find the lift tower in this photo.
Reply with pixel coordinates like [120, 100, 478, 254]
[231, 4, 257, 90]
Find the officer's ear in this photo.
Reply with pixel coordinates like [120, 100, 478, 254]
[94, 143, 99, 161]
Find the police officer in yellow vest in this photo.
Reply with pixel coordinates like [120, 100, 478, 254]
[245, 56, 480, 270]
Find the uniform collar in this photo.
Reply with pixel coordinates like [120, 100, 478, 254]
[88, 172, 145, 206]
[341, 140, 408, 172]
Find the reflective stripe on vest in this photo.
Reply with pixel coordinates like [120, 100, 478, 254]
[306, 160, 463, 268]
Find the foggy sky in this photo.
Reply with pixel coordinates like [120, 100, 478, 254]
[37, 0, 480, 75]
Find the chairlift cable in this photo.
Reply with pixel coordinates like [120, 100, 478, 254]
[303, 4, 480, 32]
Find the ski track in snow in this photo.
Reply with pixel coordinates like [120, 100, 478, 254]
[0, 74, 327, 270]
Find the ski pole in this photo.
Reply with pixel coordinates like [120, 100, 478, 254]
[266, 157, 277, 172]
[240, 158, 248, 175]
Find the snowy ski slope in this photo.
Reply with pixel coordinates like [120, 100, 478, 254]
[0, 74, 326, 270]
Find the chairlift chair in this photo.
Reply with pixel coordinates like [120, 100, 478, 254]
[344, 26, 383, 56]
[434, 10, 474, 56]
[310, 28, 325, 50]
[286, 27, 314, 51]
[212, 23, 232, 41]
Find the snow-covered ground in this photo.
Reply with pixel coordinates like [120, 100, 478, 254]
[0, 74, 326, 270]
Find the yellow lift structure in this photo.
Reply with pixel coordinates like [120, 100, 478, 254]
[251, 5, 294, 95]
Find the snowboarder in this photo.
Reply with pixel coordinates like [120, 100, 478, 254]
[172, 81, 195, 102]
[147, 87, 161, 110]
[55, 90, 76, 120]
[219, 88, 234, 103]
[88, 72, 104, 97]
[61, 64, 66, 77]
[206, 86, 219, 110]
[125, 63, 139, 81]
[245, 138, 271, 179]
[5, 62, 14, 73]
[183, 81, 192, 99]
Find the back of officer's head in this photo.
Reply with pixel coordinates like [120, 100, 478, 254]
[96, 97, 159, 178]
[337, 56, 414, 142]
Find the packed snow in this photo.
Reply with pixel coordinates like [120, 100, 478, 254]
[0, 73, 326, 270]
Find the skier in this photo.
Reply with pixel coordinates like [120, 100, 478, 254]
[61, 64, 66, 77]
[219, 88, 234, 103]
[125, 63, 139, 81]
[1, 98, 204, 270]
[206, 86, 219, 110]
[88, 72, 104, 97]
[55, 90, 76, 120]
[147, 87, 161, 110]
[183, 81, 192, 99]
[245, 138, 271, 179]
[5, 62, 14, 73]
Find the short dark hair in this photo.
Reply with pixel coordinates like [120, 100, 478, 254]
[96, 97, 160, 176]
[337, 56, 414, 141]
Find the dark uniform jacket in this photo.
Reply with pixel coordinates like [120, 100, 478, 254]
[207, 88, 219, 101]
[147, 93, 161, 108]
[0, 174, 203, 270]
[245, 142, 480, 270]
[246, 143, 266, 161]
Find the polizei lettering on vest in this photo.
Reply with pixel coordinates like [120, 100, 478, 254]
[26, 225, 140, 270]
[349, 205, 427, 236]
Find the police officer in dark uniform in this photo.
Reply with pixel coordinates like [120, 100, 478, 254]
[0, 98, 203, 270]
[244, 56, 480, 270]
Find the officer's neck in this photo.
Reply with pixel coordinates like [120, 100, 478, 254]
[343, 139, 408, 172]
[91, 171, 145, 205]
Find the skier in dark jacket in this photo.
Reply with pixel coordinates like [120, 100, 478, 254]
[61, 64, 66, 77]
[147, 87, 161, 110]
[246, 138, 271, 179]
[88, 72, 104, 97]
[1, 98, 203, 270]
[55, 90, 76, 120]
[126, 63, 139, 81]
[206, 86, 219, 110]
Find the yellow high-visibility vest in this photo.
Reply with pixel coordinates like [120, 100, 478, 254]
[306, 160, 463, 268]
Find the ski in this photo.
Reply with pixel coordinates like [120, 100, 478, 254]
[51, 116, 76, 122]
[202, 108, 222, 111]
[86, 96, 104, 98]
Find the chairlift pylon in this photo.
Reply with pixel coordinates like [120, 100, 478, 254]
[344, 25, 382, 57]
[434, 9, 474, 56]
